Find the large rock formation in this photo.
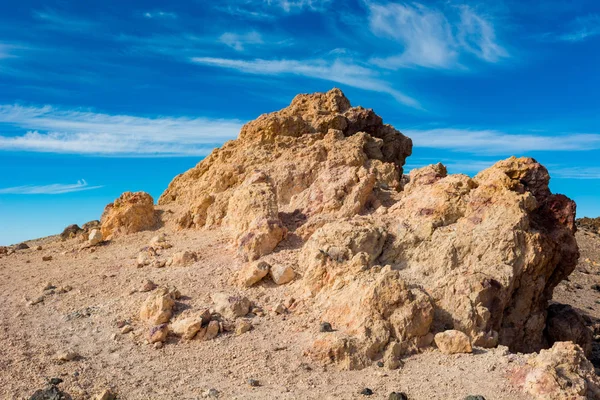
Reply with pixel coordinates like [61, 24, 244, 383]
[160, 89, 580, 369]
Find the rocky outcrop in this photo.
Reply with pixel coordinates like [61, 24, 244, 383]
[159, 88, 412, 254]
[577, 217, 600, 234]
[158, 89, 579, 370]
[101, 192, 157, 239]
[545, 303, 592, 356]
[512, 342, 600, 399]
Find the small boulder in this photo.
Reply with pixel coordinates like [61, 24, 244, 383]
[140, 291, 176, 324]
[100, 191, 157, 239]
[434, 330, 472, 354]
[42, 255, 52, 262]
[203, 320, 220, 341]
[139, 279, 157, 292]
[88, 229, 103, 246]
[235, 320, 253, 336]
[239, 261, 270, 287]
[60, 224, 82, 240]
[148, 324, 169, 343]
[270, 264, 295, 285]
[211, 293, 250, 319]
[171, 316, 203, 340]
[273, 302, 287, 314]
[95, 389, 117, 400]
[171, 250, 197, 266]
[56, 350, 79, 362]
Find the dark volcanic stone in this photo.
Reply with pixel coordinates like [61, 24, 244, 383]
[389, 392, 408, 400]
[360, 388, 373, 396]
[320, 322, 333, 332]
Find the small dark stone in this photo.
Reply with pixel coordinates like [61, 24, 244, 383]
[360, 388, 373, 396]
[320, 322, 333, 332]
[28, 384, 71, 400]
[464, 396, 486, 400]
[248, 378, 260, 387]
[15, 243, 30, 250]
[377, 361, 384, 368]
[60, 224, 82, 240]
[48, 378, 63, 385]
[592, 284, 600, 292]
[389, 393, 408, 400]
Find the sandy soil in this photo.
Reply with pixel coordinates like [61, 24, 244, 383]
[2, 215, 598, 399]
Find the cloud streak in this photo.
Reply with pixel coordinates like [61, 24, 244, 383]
[0, 105, 242, 156]
[405, 128, 600, 154]
[367, 2, 507, 70]
[219, 32, 263, 51]
[559, 14, 600, 42]
[0, 179, 102, 194]
[191, 57, 420, 108]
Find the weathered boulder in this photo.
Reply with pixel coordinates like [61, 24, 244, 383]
[270, 264, 295, 285]
[545, 303, 592, 356]
[238, 261, 270, 287]
[170, 250, 197, 266]
[512, 342, 600, 399]
[211, 293, 250, 319]
[170, 316, 202, 340]
[60, 224, 82, 240]
[434, 330, 473, 354]
[140, 290, 175, 325]
[100, 191, 157, 239]
[88, 229, 103, 246]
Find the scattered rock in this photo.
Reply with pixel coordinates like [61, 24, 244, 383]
[171, 250, 197, 266]
[389, 393, 408, 400]
[139, 279, 157, 292]
[211, 293, 250, 319]
[148, 324, 169, 343]
[29, 296, 44, 306]
[360, 388, 373, 396]
[28, 383, 71, 400]
[82, 220, 101, 232]
[56, 351, 79, 362]
[43, 282, 56, 291]
[248, 379, 260, 387]
[269, 264, 295, 285]
[15, 243, 30, 250]
[238, 260, 270, 287]
[100, 191, 157, 239]
[120, 325, 133, 334]
[203, 320, 220, 341]
[434, 330, 473, 354]
[235, 320, 252, 336]
[464, 396, 485, 400]
[36, 245, 43, 251]
[320, 322, 333, 333]
[48, 378, 63, 386]
[140, 291, 176, 324]
[273, 302, 287, 315]
[95, 389, 116, 400]
[60, 224, 82, 240]
[170, 316, 203, 340]
[42, 255, 53, 262]
[88, 229, 103, 246]
[202, 388, 220, 398]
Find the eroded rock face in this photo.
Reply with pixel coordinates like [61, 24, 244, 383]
[101, 191, 157, 239]
[159, 88, 412, 253]
[512, 342, 600, 400]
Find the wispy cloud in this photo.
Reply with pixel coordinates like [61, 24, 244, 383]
[552, 166, 600, 179]
[405, 128, 600, 154]
[33, 9, 97, 32]
[266, 0, 331, 13]
[191, 57, 420, 108]
[367, 2, 507, 69]
[219, 32, 263, 51]
[143, 11, 177, 19]
[559, 14, 600, 42]
[0, 105, 242, 156]
[0, 179, 102, 195]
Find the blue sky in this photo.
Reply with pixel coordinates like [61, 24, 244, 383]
[1, 0, 599, 245]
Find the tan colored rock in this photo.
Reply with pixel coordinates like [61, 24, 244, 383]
[235, 320, 252, 336]
[140, 291, 175, 324]
[211, 293, 250, 319]
[139, 279, 156, 292]
[100, 191, 157, 239]
[149, 233, 171, 249]
[95, 389, 116, 400]
[42, 255, 52, 262]
[170, 316, 202, 340]
[513, 342, 600, 399]
[88, 229, 103, 246]
[434, 330, 473, 354]
[238, 260, 270, 287]
[171, 250, 197, 266]
[148, 324, 169, 343]
[56, 350, 79, 362]
[270, 264, 295, 285]
[203, 320, 220, 341]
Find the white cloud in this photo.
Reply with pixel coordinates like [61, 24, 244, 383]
[33, 10, 97, 32]
[266, 0, 331, 12]
[405, 128, 600, 154]
[0, 179, 102, 195]
[559, 14, 600, 42]
[191, 57, 420, 108]
[367, 2, 507, 69]
[219, 32, 263, 51]
[143, 11, 177, 19]
[552, 166, 600, 179]
[0, 105, 242, 156]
